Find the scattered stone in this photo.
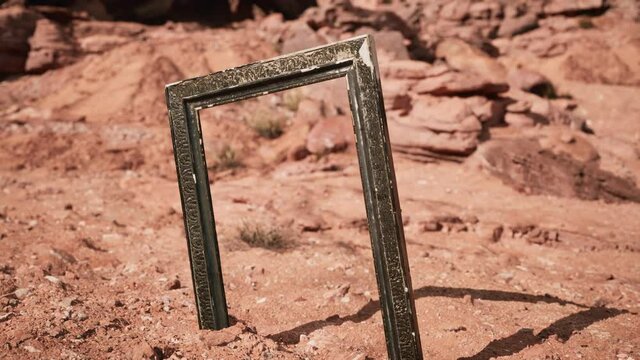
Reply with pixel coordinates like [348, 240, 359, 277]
[166, 278, 181, 291]
[161, 295, 172, 312]
[467, 97, 506, 125]
[478, 138, 640, 202]
[562, 42, 639, 86]
[525, 228, 560, 245]
[462, 294, 474, 305]
[504, 112, 536, 127]
[304, 78, 350, 115]
[26, 18, 76, 73]
[527, 37, 567, 58]
[436, 38, 507, 82]
[13, 288, 30, 300]
[280, 21, 325, 54]
[506, 100, 532, 114]
[131, 340, 160, 360]
[476, 223, 504, 243]
[295, 213, 327, 232]
[50, 248, 77, 264]
[497, 13, 538, 37]
[80, 237, 107, 252]
[45, 275, 65, 287]
[538, 127, 600, 164]
[295, 98, 324, 124]
[389, 120, 479, 157]
[22, 345, 40, 353]
[445, 326, 468, 332]
[409, 97, 483, 133]
[543, 0, 606, 15]
[59, 296, 78, 307]
[382, 79, 412, 114]
[508, 69, 554, 96]
[287, 144, 310, 161]
[200, 323, 245, 348]
[440, 0, 471, 21]
[78, 34, 129, 53]
[323, 283, 351, 301]
[0, 312, 14, 322]
[380, 59, 431, 79]
[420, 214, 468, 233]
[0, 6, 39, 74]
[101, 233, 122, 242]
[367, 30, 410, 60]
[306, 115, 353, 155]
[73, 311, 88, 321]
[27, 220, 38, 230]
[420, 220, 442, 232]
[498, 253, 521, 267]
[468, 1, 502, 19]
[413, 70, 508, 96]
[592, 297, 609, 307]
[461, 214, 479, 225]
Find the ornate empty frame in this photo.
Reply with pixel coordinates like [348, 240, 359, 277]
[165, 35, 423, 359]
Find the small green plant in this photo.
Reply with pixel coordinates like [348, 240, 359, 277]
[282, 90, 303, 112]
[212, 144, 241, 170]
[247, 113, 285, 139]
[578, 17, 595, 29]
[238, 222, 291, 250]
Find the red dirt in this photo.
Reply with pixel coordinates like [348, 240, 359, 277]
[1, 1, 639, 359]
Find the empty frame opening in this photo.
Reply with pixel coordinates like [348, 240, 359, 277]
[196, 78, 386, 353]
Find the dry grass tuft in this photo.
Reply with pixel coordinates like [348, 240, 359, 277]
[237, 222, 291, 250]
[246, 113, 285, 139]
[211, 144, 241, 170]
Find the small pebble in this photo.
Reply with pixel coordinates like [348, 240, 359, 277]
[166, 278, 181, 290]
[13, 288, 30, 300]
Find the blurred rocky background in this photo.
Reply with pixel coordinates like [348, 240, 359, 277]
[1, 0, 640, 359]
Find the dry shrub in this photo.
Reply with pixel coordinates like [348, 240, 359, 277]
[237, 221, 292, 250]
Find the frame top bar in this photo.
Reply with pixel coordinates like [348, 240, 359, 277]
[165, 35, 372, 105]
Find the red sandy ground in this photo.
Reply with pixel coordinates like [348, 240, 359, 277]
[1, 7, 639, 360]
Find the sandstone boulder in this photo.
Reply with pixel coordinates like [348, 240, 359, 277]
[404, 97, 482, 133]
[389, 120, 479, 157]
[26, 18, 76, 73]
[497, 13, 538, 37]
[302, 0, 431, 60]
[439, 0, 471, 21]
[508, 68, 554, 96]
[561, 41, 639, 86]
[0, 6, 39, 74]
[504, 112, 536, 128]
[468, 1, 503, 19]
[543, 0, 606, 15]
[280, 21, 325, 54]
[435, 38, 507, 82]
[538, 126, 600, 164]
[306, 115, 353, 154]
[78, 34, 130, 54]
[478, 138, 640, 202]
[381, 79, 412, 114]
[466, 96, 506, 125]
[356, 29, 410, 60]
[379, 59, 431, 79]
[412, 70, 508, 96]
